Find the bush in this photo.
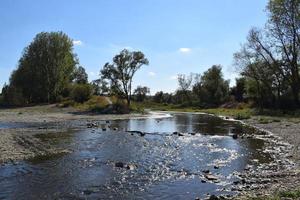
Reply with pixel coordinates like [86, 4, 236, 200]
[70, 84, 92, 103]
[58, 99, 76, 107]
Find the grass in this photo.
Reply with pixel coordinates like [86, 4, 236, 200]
[132, 101, 253, 120]
[248, 189, 300, 200]
[132, 101, 300, 123]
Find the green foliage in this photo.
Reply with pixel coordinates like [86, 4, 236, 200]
[73, 66, 88, 84]
[2, 31, 78, 106]
[193, 65, 230, 107]
[249, 188, 300, 200]
[230, 77, 246, 102]
[91, 79, 109, 95]
[234, 0, 300, 108]
[133, 86, 150, 102]
[100, 49, 149, 106]
[70, 84, 92, 103]
[153, 91, 173, 104]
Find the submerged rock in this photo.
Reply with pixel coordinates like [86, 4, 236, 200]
[232, 134, 238, 139]
[207, 195, 219, 200]
[205, 174, 219, 181]
[87, 122, 98, 128]
[115, 162, 124, 168]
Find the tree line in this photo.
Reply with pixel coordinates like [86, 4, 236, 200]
[0, 0, 299, 111]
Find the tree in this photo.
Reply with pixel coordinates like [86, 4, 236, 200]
[5, 31, 77, 104]
[73, 66, 88, 84]
[192, 65, 229, 106]
[231, 77, 246, 102]
[177, 73, 193, 103]
[100, 49, 149, 106]
[153, 91, 173, 104]
[234, 0, 300, 108]
[133, 86, 150, 102]
[91, 79, 109, 95]
[70, 84, 92, 103]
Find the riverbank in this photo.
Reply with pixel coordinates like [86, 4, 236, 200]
[154, 109, 300, 199]
[0, 104, 169, 164]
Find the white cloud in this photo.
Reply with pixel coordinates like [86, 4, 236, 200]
[109, 44, 134, 52]
[73, 40, 83, 46]
[170, 75, 178, 80]
[179, 48, 191, 53]
[148, 71, 156, 76]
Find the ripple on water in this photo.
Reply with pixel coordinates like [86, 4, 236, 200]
[0, 113, 276, 199]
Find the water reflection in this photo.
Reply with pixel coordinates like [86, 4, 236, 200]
[0, 113, 272, 199]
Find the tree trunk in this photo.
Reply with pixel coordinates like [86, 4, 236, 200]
[291, 84, 300, 107]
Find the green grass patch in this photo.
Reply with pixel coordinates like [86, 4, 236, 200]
[132, 101, 253, 120]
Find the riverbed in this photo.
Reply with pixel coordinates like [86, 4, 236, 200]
[0, 112, 294, 199]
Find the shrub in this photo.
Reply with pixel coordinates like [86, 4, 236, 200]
[70, 84, 92, 103]
[234, 112, 251, 120]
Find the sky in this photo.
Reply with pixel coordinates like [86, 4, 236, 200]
[0, 0, 268, 94]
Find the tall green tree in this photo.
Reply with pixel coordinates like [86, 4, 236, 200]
[234, 0, 300, 107]
[133, 86, 150, 102]
[73, 66, 88, 84]
[7, 31, 77, 104]
[100, 49, 149, 106]
[192, 65, 229, 106]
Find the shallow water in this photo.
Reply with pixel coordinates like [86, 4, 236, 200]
[0, 113, 272, 199]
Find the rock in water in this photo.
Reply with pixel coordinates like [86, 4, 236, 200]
[232, 134, 238, 139]
[208, 195, 219, 200]
[115, 162, 124, 168]
[205, 174, 219, 181]
[126, 164, 137, 170]
[140, 132, 146, 137]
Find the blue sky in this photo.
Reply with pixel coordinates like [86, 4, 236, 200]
[0, 0, 268, 94]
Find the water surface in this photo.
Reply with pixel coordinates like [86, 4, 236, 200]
[0, 113, 272, 199]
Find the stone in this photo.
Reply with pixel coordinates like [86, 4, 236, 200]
[207, 195, 219, 200]
[115, 162, 124, 168]
[205, 174, 219, 181]
[178, 132, 184, 136]
[140, 132, 146, 137]
[126, 164, 137, 170]
[232, 134, 238, 139]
